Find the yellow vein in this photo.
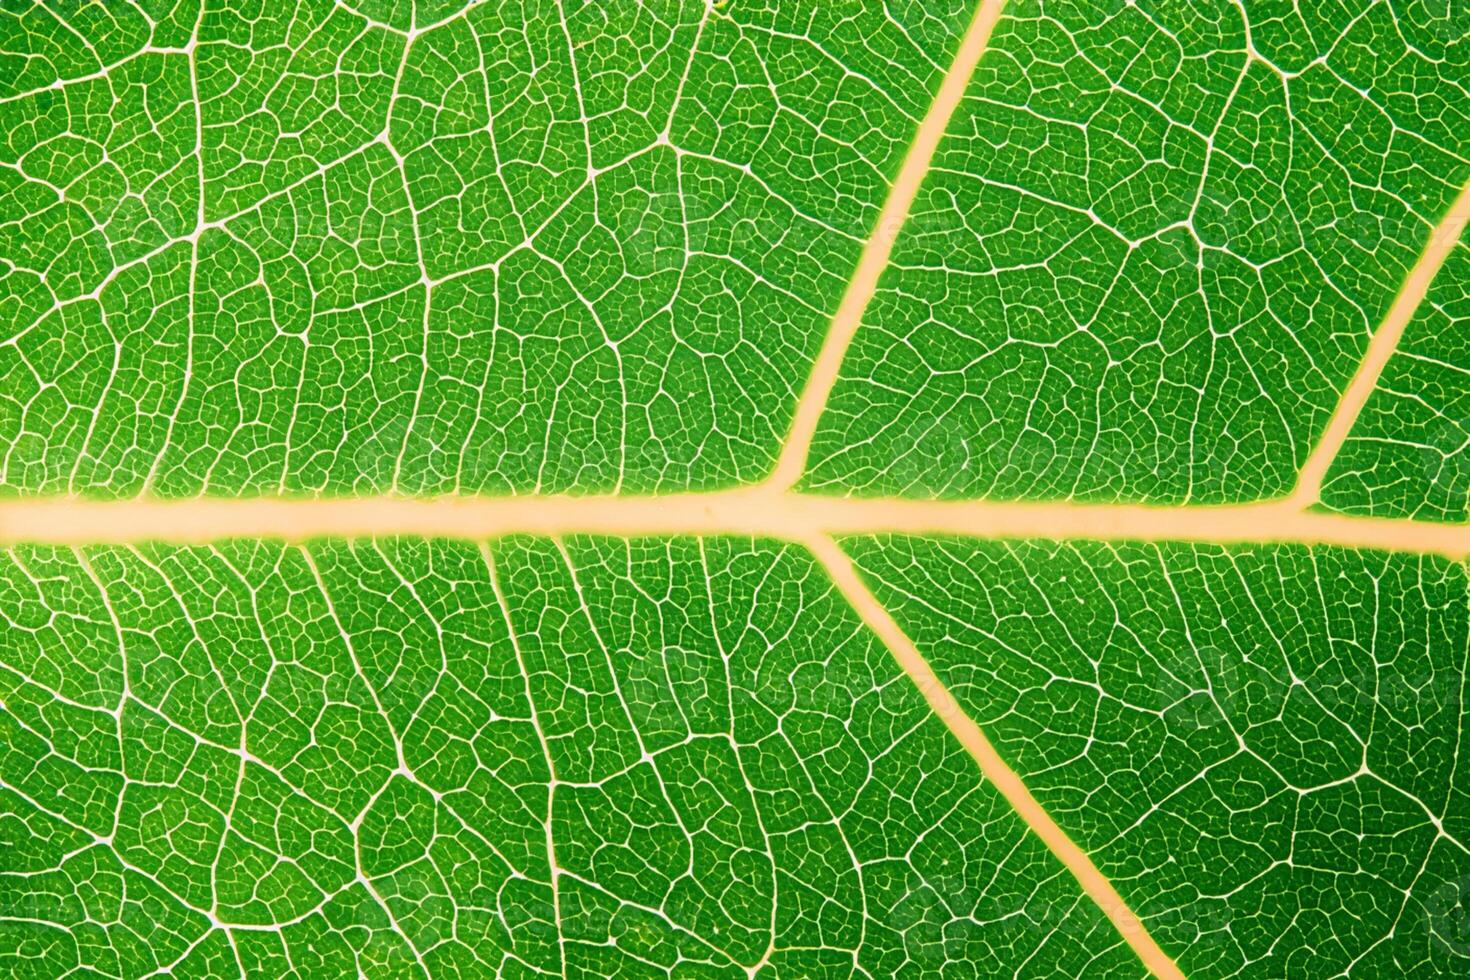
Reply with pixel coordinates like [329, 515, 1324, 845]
[1291, 181, 1470, 507]
[806, 534, 1185, 980]
[767, 0, 1009, 491]
[4, 490, 1465, 559]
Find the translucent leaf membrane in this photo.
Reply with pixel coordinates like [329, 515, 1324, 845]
[0, 537, 1142, 978]
[1323, 243, 1470, 523]
[847, 535, 1470, 977]
[3, 1, 1470, 977]
[0, 0, 975, 497]
[806, 0, 1470, 504]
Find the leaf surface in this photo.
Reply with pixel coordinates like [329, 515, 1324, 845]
[1322, 243, 1470, 523]
[845, 534, 1470, 977]
[805, 0, 1470, 503]
[1, 2, 1468, 978]
[0, 538, 1142, 977]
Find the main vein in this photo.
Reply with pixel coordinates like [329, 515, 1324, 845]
[2, 490, 1465, 559]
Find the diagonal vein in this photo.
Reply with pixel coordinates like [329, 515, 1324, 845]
[766, 0, 1009, 491]
[803, 533, 1185, 980]
[1291, 180, 1470, 507]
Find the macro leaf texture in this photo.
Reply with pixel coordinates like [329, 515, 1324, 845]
[0, 2, 1468, 979]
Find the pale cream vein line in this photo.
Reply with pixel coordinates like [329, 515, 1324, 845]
[766, 0, 1009, 491]
[1291, 181, 1470, 507]
[4, 491, 1465, 560]
[804, 534, 1185, 980]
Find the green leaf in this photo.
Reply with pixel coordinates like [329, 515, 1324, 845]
[845, 534, 1470, 977]
[2, 1, 1469, 978]
[1, 538, 1141, 977]
[804, 0, 1470, 504]
[1, 0, 976, 497]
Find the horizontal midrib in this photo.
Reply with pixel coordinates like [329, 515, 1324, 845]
[1, 490, 1463, 559]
